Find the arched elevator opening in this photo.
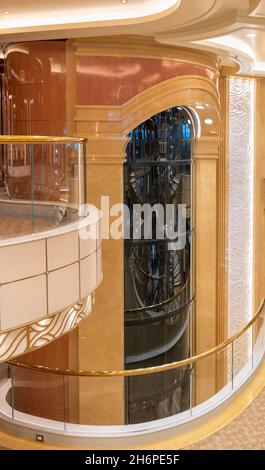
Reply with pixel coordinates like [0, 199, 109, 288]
[124, 106, 195, 424]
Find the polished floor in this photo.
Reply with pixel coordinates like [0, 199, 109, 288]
[185, 388, 265, 450]
[0, 217, 53, 239]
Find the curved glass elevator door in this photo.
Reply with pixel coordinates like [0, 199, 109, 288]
[124, 107, 195, 424]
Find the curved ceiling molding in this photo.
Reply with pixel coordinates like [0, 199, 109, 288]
[194, 36, 255, 73]
[250, 0, 265, 16]
[196, 24, 265, 74]
[152, 0, 224, 32]
[0, 0, 228, 40]
[0, 0, 181, 32]
[155, 0, 250, 43]
[155, 1, 265, 75]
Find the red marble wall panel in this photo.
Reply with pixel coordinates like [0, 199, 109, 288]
[4, 41, 67, 135]
[4, 42, 68, 201]
[76, 56, 218, 106]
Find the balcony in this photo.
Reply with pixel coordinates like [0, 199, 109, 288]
[0, 136, 102, 362]
[0, 299, 263, 446]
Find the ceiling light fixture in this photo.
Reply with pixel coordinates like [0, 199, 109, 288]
[196, 104, 205, 110]
[3, 11, 11, 15]
[121, 0, 128, 4]
[204, 118, 213, 125]
[246, 32, 256, 38]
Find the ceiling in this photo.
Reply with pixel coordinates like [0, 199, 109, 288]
[250, 0, 265, 16]
[0, 0, 181, 29]
[1, 0, 265, 76]
[154, 0, 265, 75]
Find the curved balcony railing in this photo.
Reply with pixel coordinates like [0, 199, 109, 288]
[0, 135, 87, 240]
[0, 300, 263, 442]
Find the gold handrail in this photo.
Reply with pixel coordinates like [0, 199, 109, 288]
[0, 135, 87, 144]
[8, 299, 265, 377]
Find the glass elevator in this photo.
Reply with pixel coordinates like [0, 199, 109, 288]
[124, 106, 195, 424]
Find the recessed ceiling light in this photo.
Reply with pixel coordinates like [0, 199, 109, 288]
[246, 32, 256, 38]
[204, 118, 213, 125]
[196, 104, 205, 110]
[3, 11, 11, 15]
[121, 0, 128, 4]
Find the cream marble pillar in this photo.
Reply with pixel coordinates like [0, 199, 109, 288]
[193, 137, 219, 404]
[76, 134, 126, 425]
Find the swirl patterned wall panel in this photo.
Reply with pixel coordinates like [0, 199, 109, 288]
[0, 296, 93, 362]
[228, 77, 254, 373]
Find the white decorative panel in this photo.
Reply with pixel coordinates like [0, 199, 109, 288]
[0, 240, 46, 283]
[228, 77, 254, 370]
[80, 251, 98, 298]
[0, 275, 47, 331]
[48, 263, 79, 314]
[79, 222, 98, 259]
[47, 231, 79, 271]
[0, 210, 102, 335]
